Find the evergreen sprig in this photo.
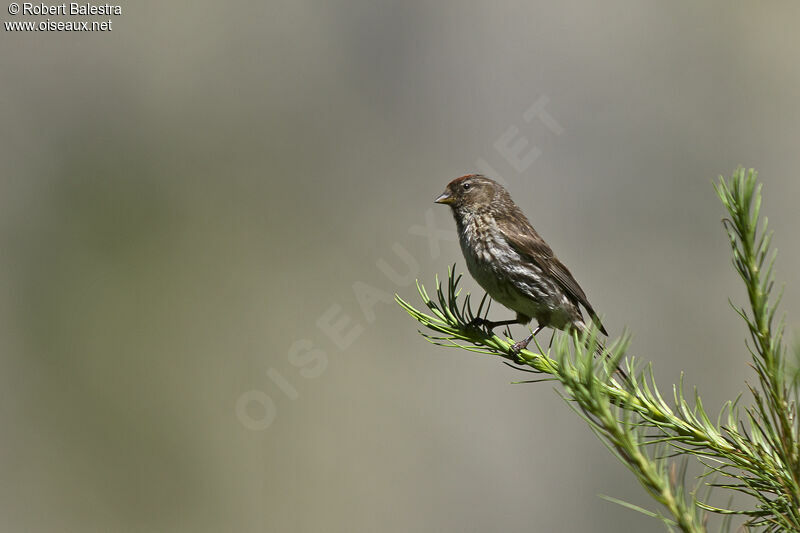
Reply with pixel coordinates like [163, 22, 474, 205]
[396, 168, 798, 532]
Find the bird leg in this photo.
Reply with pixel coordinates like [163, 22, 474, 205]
[467, 317, 519, 331]
[510, 325, 545, 357]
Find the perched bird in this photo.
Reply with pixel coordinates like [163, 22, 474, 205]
[435, 174, 607, 354]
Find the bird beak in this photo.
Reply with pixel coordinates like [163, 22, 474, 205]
[434, 190, 454, 204]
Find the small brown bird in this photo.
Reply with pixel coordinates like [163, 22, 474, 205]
[435, 174, 607, 354]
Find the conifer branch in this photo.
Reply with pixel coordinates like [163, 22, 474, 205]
[397, 168, 798, 531]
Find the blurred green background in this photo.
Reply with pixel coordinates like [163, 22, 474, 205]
[2, 1, 800, 531]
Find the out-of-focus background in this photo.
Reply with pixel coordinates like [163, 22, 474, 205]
[2, 2, 799, 531]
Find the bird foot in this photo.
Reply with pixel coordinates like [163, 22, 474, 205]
[467, 317, 489, 330]
[467, 317, 519, 333]
[509, 334, 533, 358]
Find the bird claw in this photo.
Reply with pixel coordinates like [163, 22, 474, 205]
[509, 335, 533, 359]
[467, 317, 489, 330]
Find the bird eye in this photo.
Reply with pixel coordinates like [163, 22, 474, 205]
[463, 182, 471, 190]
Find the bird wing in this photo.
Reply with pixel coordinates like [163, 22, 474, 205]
[498, 217, 608, 335]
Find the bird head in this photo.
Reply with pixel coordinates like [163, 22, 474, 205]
[434, 174, 504, 213]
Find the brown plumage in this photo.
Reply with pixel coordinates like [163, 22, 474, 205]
[435, 173, 607, 353]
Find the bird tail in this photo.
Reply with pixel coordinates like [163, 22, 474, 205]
[586, 309, 608, 336]
[574, 321, 630, 385]
[593, 339, 631, 385]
